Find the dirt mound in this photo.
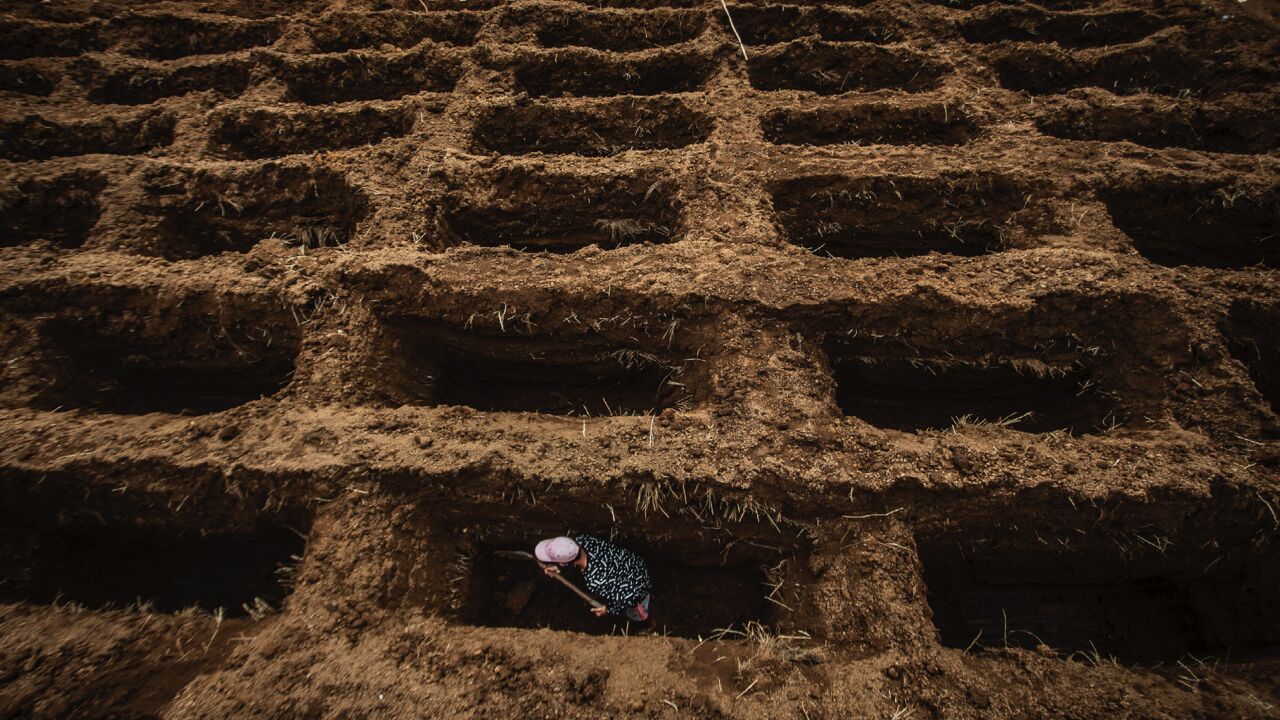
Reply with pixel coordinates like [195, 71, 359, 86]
[2, 0, 1279, 717]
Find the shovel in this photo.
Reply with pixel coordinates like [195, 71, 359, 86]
[494, 550, 605, 609]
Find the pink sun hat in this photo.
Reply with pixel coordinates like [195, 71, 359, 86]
[535, 536, 580, 563]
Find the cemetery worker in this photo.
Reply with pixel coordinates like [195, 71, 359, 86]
[536, 534, 652, 625]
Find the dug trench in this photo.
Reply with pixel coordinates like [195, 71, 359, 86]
[0, 474, 313, 717]
[121, 163, 370, 259]
[1221, 299, 1280, 419]
[0, 471, 312, 617]
[771, 173, 1055, 259]
[384, 495, 904, 651]
[208, 104, 415, 159]
[829, 353, 1114, 434]
[517, 6, 707, 52]
[471, 98, 712, 156]
[440, 168, 682, 253]
[0, 170, 105, 248]
[815, 302, 1179, 435]
[762, 100, 980, 147]
[1099, 175, 1279, 270]
[918, 528, 1280, 664]
[462, 536, 792, 639]
[18, 295, 301, 415]
[364, 318, 705, 415]
[305, 10, 481, 52]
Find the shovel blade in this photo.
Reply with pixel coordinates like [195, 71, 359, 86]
[494, 550, 536, 561]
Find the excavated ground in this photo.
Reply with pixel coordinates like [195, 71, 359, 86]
[1, 0, 1279, 717]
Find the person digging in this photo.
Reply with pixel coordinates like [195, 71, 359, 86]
[534, 535, 654, 631]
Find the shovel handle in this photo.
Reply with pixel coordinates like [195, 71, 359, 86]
[544, 564, 605, 609]
[494, 550, 605, 609]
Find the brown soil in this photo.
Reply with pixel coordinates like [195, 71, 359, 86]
[2, 0, 1279, 717]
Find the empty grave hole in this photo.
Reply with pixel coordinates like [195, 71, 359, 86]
[84, 59, 251, 105]
[406, 0, 504, 9]
[958, 9, 1165, 48]
[111, 15, 284, 60]
[172, 0, 314, 18]
[0, 63, 57, 96]
[928, 0, 1105, 8]
[1035, 101, 1280, 155]
[1100, 179, 1279, 269]
[772, 174, 1040, 259]
[988, 44, 1238, 98]
[510, 49, 713, 97]
[920, 540, 1280, 663]
[464, 534, 797, 638]
[570, 0, 700, 8]
[0, 495, 308, 618]
[1, 171, 105, 248]
[308, 11, 481, 52]
[748, 42, 946, 94]
[1221, 300, 1280, 416]
[762, 103, 978, 146]
[728, 6, 901, 45]
[136, 165, 369, 258]
[33, 309, 300, 415]
[278, 51, 460, 104]
[378, 321, 700, 415]
[528, 8, 704, 51]
[0, 19, 104, 59]
[0, 110, 176, 161]
[445, 171, 680, 252]
[826, 339, 1116, 434]
[471, 98, 710, 156]
[210, 105, 414, 159]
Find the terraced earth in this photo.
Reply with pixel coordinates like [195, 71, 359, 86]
[1, 0, 1278, 716]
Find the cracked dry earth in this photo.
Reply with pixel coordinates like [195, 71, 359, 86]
[1, 0, 1279, 716]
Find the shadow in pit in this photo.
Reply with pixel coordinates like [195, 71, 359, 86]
[826, 336, 1118, 435]
[373, 320, 701, 415]
[771, 173, 1048, 259]
[130, 164, 369, 259]
[31, 309, 300, 415]
[443, 168, 681, 253]
[0, 482, 311, 617]
[1100, 177, 1279, 270]
[0, 170, 105, 248]
[920, 541, 1280, 663]
[1221, 299, 1280, 419]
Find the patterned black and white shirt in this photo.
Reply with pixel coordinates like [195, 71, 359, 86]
[574, 534, 651, 616]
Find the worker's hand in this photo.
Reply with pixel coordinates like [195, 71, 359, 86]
[542, 565, 560, 576]
[591, 606, 608, 617]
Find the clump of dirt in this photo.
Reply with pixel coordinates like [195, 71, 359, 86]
[2, 0, 1279, 717]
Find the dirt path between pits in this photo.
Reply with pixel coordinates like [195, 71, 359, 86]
[1, 0, 1279, 717]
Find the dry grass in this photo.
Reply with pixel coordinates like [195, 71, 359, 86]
[948, 411, 1033, 431]
[445, 543, 476, 612]
[594, 218, 666, 244]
